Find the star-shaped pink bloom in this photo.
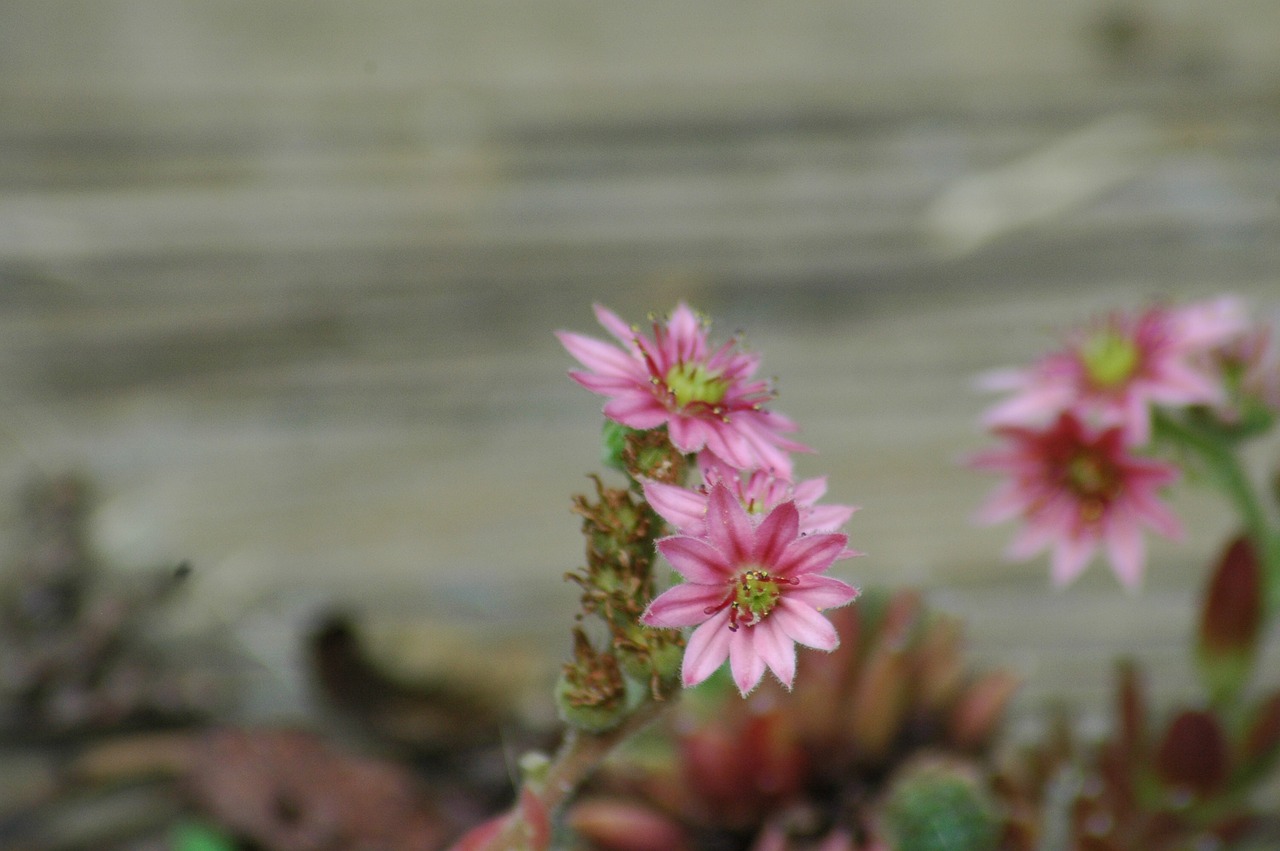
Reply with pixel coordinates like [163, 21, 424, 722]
[971, 412, 1184, 589]
[643, 453, 859, 549]
[557, 303, 809, 478]
[642, 482, 859, 696]
[980, 301, 1248, 445]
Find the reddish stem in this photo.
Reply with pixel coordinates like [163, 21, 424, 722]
[478, 696, 669, 851]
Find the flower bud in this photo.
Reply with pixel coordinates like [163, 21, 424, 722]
[618, 630, 685, 692]
[621, 428, 689, 485]
[556, 630, 628, 733]
[1196, 536, 1263, 705]
[1154, 710, 1229, 801]
[600, 421, 638, 471]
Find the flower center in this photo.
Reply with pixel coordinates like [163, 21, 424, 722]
[664, 362, 729, 409]
[1080, 330, 1140, 389]
[704, 569, 795, 631]
[1064, 452, 1120, 522]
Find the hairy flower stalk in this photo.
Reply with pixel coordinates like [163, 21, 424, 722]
[566, 467, 685, 695]
[459, 432, 688, 851]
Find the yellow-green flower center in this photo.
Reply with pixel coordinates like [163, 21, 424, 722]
[1065, 452, 1119, 522]
[730, 569, 784, 629]
[1080, 331, 1140, 389]
[704, 569, 798, 631]
[664, 362, 729, 409]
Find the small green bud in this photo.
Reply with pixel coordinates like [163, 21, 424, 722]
[556, 630, 628, 733]
[617, 629, 686, 692]
[518, 750, 551, 785]
[601, 421, 637, 471]
[556, 670, 627, 733]
[620, 428, 689, 485]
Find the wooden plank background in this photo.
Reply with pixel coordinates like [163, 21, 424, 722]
[1, 2, 1279, 728]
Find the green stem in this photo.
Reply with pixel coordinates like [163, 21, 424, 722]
[1153, 410, 1280, 613]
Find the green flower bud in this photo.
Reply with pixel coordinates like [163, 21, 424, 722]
[601, 421, 638, 471]
[556, 630, 628, 733]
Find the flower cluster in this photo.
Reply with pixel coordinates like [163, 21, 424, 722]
[559, 302, 860, 696]
[972, 295, 1280, 588]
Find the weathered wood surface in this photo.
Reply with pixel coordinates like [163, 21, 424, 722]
[2, 67, 1279, 725]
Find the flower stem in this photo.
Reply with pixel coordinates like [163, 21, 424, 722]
[1154, 410, 1280, 614]
[479, 695, 670, 851]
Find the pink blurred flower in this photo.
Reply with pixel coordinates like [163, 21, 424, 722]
[557, 303, 808, 478]
[642, 483, 859, 696]
[981, 300, 1248, 444]
[971, 412, 1184, 589]
[643, 453, 858, 545]
[1201, 314, 1280, 422]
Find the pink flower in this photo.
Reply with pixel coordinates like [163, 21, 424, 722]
[981, 301, 1248, 445]
[971, 412, 1184, 589]
[1195, 305, 1280, 423]
[557, 303, 809, 478]
[644, 453, 858, 546]
[642, 483, 859, 696]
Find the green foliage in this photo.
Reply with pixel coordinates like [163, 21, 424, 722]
[883, 762, 1001, 851]
[171, 820, 239, 851]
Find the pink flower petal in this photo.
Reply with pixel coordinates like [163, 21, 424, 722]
[643, 480, 708, 534]
[974, 367, 1030, 393]
[682, 612, 734, 687]
[567, 370, 645, 395]
[657, 535, 735, 583]
[557, 331, 642, 378]
[667, 302, 705, 362]
[773, 598, 839, 651]
[705, 483, 754, 565]
[791, 475, 828, 504]
[592, 303, 639, 348]
[802, 504, 856, 534]
[974, 482, 1030, 525]
[734, 415, 808, 478]
[792, 575, 860, 610]
[981, 383, 1073, 428]
[1104, 511, 1146, 590]
[774, 532, 848, 578]
[728, 629, 767, 695]
[603, 394, 671, 430]
[1132, 493, 1184, 540]
[752, 621, 797, 689]
[753, 500, 800, 566]
[1007, 520, 1054, 561]
[667, 414, 711, 455]
[702, 424, 756, 472]
[1050, 534, 1096, 587]
[643, 582, 729, 627]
